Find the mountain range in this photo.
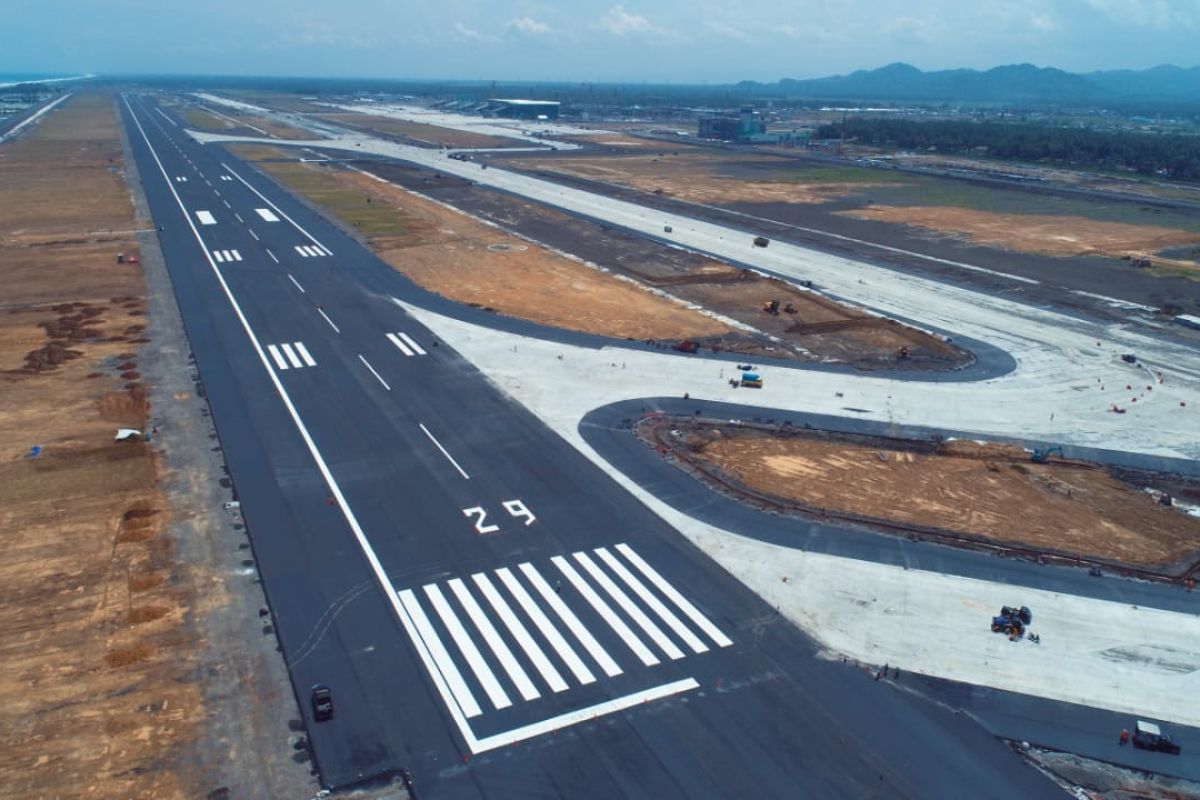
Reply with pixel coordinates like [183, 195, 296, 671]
[736, 63, 1200, 107]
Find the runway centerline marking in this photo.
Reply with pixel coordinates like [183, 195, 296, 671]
[419, 423, 470, 480]
[358, 354, 390, 390]
[266, 248, 278, 263]
[248, 228, 258, 240]
[222, 162, 330, 253]
[317, 308, 340, 333]
[287, 273, 305, 293]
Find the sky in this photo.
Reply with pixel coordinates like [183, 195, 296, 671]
[3, 0, 1199, 82]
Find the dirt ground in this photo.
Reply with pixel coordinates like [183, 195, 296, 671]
[0, 93, 206, 798]
[843, 205, 1200, 267]
[656, 422, 1200, 568]
[318, 112, 523, 149]
[513, 151, 895, 205]
[255, 159, 732, 339]
[176, 104, 319, 140]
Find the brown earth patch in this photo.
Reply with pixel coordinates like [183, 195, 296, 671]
[257, 160, 731, 340]
[842, 205, 1200, 265]
[651, 420, 1200, 569]
[0, 92, 210, 800]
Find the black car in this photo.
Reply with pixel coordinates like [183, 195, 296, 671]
[311, 684, 334, 722]
[1133, 721, 1181, 755]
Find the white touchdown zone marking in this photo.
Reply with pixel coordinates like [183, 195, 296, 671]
[255, 208, 280, 222]
[387, 332, 413, 356]
[294, 341, 316, 367]
[398, 332, 426, 355]
[195, 210, 216, 225]
[267, 345, 288, 370]
[280, 343, 303, 369]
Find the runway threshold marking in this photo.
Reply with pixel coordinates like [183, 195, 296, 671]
[396, 545, 730, 751]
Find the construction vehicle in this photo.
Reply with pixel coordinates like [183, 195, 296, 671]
[783, 302, 797, 314]
[740, 372, 763, 388]
[990, 605, 1032, 636]
[1121, 353, 1138, 364]
[898, 346, 911, 360]
[663, 225, 673, 233]
[1133, 721, 1181, 754]
[753, 236, 770, 248]
[1030, 446, 1063, 464]
[763, 299, 780, 315]
[671, 340, 699, 354]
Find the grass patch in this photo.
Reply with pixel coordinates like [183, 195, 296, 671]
[258, 162, 420, 237]
[773, 165, 916, 185]
[178, 107, 229, 130]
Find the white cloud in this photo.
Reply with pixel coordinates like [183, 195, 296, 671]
[1085, 0, 1197, 30]
[452, 22, 495, 42]
[508, 16, 553, 36]
[705, 19, 750, 42]
[597, 5, 651, 36]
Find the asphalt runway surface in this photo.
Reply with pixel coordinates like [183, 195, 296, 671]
[118, 93, 1069, 797]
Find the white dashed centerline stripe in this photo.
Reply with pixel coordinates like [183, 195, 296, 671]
[398, 589, 482, 719]
[615, 544, 733, 648]
[280, 343, 303, 369]
[234, 212, 243, 223]
[223, 163, 330, 253]
[520, 563, 620, 679]
[267, 345, 288, 370]
[317, 308, 340, 333]
[195, 210, 216, 225]
[248, 229, 259, 241]
[358, 355, 390, 390]
[419, 423, 470, 480]
[449, 579, 540, 702]
[266, 249, 278, 264]
[500, 567, 599, 684]
[398, 332, 426, 355]
[287, 274, 305, 293]
[553, 555, 658, 667]
[387, 332, 413, 356]
[294, 342, 316, 367]
[424, 584, 512, 711]
[595, 547, 707, 654]
[472, 573, 569, 693]
[574, 551, 684, 661]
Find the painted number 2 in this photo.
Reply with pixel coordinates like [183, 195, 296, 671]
[462, 500, 537, 535]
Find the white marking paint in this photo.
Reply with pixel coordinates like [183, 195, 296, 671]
[500, 567, 598, 684]
[317, 308, 340, 333]
[280, 343, 303, 369]
[230, 249, 242, 262]
[472, 573, 568, 693]
[553, 556, 658, 667]
[287, 273, 305, 293]
[195, 210, 217, 225]
[595, 547, 706, 654]
[223, 163, 330, 253]
[267, 344, 288, 370]
[399, 589, 482, 718]
[398, 332, 427, 355]
[520, 563, 620, 678]
[295, 245, 309, 257]
[424, 584, 512, 710]
[358, 354, 390, 390]
[294, 341, 316, 367]
[615, 544, 732, 648]
[255, 208, 280, 222]
[471, 679, 698, 754]
[419, 423, 469, 480]
[248, 228, 258, 240]
[212, 250, 225, 263]
[574, 552, 684, 660]
[266, 249, 278, 264]
[449, 578, 540, 702]
[387, 332, 414, 357]
[222, 199, 231, 209]
[234, 212, 243, 223]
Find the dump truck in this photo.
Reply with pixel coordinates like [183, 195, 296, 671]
[1133, 721, 1181, 754]
[740, 372, 763, 388]
[990, 605, 1032, 635]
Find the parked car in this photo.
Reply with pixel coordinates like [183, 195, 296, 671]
[311, 684, 334, 722]
[1133, 720, 1181, 755]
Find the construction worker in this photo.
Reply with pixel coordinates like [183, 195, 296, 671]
[1119, 729, 1130, 746]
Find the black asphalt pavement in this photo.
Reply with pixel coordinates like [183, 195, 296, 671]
[121, 93, 1065, 798]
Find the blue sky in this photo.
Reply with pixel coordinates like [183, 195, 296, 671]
[4, 0, 1198, 81]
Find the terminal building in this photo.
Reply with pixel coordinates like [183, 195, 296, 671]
[481, 98, 560, 120]
[697, 106, 763, 141]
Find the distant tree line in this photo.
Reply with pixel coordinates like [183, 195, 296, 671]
[817, 117, 1200, 182]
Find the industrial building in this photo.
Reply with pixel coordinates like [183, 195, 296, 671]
[697, 106, 764, 141]
[483, 98, 560, 120]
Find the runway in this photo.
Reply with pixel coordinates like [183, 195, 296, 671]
[119, 93, 1067, 796]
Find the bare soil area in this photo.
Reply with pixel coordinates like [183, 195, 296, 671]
[843, 205, 1200, 267]
[648, 419, 1200, 571]
[257, 160, 731, 339]
[0, 93, 208, 799]
[513, 151, 896, 205]
[318, 112, 523, 149]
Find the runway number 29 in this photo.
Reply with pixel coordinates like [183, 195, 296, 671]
[462, 500, 536, 535]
